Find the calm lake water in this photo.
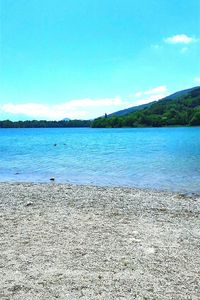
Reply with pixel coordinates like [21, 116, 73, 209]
[0, 127, 200, 193]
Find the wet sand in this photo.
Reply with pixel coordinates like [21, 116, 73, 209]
[0, 182, 200, 299]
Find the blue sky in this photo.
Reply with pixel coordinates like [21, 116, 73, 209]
[0, 0, 200, 120]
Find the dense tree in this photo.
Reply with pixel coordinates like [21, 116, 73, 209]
[0, 88, 200, 129]
[0, 119, 91, 128]
[92, 88, 200, 128]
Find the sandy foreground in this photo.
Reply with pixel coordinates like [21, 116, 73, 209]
[0, 183, 199, 300]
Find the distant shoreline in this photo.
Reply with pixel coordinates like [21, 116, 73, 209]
[1, 86, 200, 128]
[0, 123, 200, 129]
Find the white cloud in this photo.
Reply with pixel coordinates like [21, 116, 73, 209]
[131, 86, 167, 100]
[194, 77, 200, 84]
[164, 34, 197, 44]
[128, 86, 168, 106]
[134, 91, 143, 97]
[133, 93, 167, 106]
[144, 85, 167, 95]
[0, 86, 170, 120]
[0, 97, 127, 120]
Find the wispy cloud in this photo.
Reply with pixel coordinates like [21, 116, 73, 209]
[1, 97, 127, 120]
[144, 85, 167, 95]
[193, 77, 200, 84]
[129, 86, 168, 106]
[164, 34, 198, 44]
[0, 86, 170, 120]
[134, 91, 143, 98]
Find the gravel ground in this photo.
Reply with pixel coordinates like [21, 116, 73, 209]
[0, 182, 200, 300]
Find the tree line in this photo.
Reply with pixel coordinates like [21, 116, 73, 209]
[0, 88, 200, 128]
[92, 88, 200, 128]
[0, 119, 91, 128]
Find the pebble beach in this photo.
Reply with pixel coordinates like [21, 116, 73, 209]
[0, 182, 200, 299]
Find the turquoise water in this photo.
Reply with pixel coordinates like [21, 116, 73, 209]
[0, 127, 200, 193]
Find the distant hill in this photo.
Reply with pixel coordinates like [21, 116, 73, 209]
[108, 86, 200, 117]
[92, 86, 200, 127]
[164, 86, 200, 100]
[107, 101, 157, 117]
[1, 86, 199, 128]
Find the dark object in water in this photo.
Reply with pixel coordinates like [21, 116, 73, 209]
[50, 177, 55, 181]
[54, 144, 57, 146]
[15, 172, 20, 175]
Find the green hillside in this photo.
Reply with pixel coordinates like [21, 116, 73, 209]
[92, 87, 200, 128]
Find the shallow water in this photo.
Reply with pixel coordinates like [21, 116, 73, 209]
[0, 127, 200, 193]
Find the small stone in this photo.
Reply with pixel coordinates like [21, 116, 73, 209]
[26, 201, 33, 206]
[145, 247, 155, 254]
